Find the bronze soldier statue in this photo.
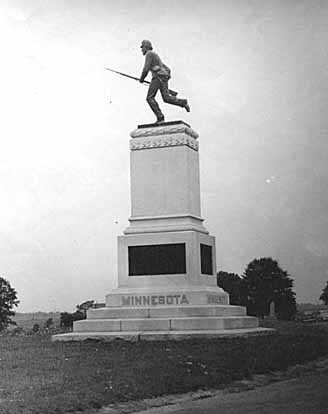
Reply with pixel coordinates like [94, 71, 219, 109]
[139, 40, 190, 123]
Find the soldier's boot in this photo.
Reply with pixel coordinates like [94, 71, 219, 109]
[184, 100, 190, 112]
[147, 96, 165, 123]
[155, 115, 165, 124]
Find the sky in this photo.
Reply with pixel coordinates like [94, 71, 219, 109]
[0, 0, 327, 312]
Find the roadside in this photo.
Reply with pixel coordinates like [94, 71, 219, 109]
[131, 370, 328, 414]
[91, 356, 328, 414]
[2, 321, 327, 413]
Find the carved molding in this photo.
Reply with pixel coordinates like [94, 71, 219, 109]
[130, 124, 199, 139]
[130, 134, 199, 151]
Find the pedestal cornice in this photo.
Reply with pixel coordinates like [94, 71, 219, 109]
[124, 213, 209, 235]
[130, 121, 198, 139]
[130, 121, 199, 151]
[130, 134, 198, 151]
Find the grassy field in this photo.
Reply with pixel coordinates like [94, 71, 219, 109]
[0, 321, 327, 414]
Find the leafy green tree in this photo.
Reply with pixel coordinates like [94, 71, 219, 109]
[217, 271, 245, 305]
[319, 281, 328, 305]
[242, 257, 296, 320]
[0, 277, 19, 331]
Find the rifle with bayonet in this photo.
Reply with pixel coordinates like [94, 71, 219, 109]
[105, 67, 178, 96]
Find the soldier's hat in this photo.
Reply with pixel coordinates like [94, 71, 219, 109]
[140, 40, 153, 50]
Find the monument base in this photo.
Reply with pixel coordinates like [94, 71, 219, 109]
[52, 287, 272, 342]
[52, 121, 272, 342]
[52, 328, 272, 342]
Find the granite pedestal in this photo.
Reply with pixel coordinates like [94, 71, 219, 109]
[53, 121, 269, 341]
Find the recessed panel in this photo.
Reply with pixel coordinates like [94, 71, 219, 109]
[200, 243, 213, 275]
[128, 243, 186, 276]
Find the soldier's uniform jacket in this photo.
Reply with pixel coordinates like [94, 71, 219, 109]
[140, 50, 171, 82]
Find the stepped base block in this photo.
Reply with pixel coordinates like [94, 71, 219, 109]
[105, 286, 229, 307]
[52, 302, 272, 342]
[73, 316, 258, 332]
[87, 304, 247, 319]
[52, 328, 273, 342]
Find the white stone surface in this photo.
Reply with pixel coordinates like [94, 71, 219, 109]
[148, 305, 246, 318]
[117, 231, 218, 289]
[105, 286, 229, 307]
[87, 307, 149, 319]
[86, 305, 246, 320]
[130, 133, 199, 151]
[171, 317, 225, 331]
[73, 315, 258, 333]
[124, 214, 208, 235]
[121, 318, 170, 331]
[52, 328, 273, 342]
[222, 316, 258, 329]
[130, 123, 198, 140]
[74, 319, 120, 332]
[52, 122, 263, 342]
[129, 144, 201, 219]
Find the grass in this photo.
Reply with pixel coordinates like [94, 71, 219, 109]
[0, 322, 327, 414]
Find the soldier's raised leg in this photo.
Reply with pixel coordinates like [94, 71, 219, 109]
[159, 79, 190, 112]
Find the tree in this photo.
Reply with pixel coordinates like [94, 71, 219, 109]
[242, 257, 296, 320]
[217, 271, 245, 305]
[0, 277, 19, 331]
[32, 323, 40, 333]
[60, 311, 85, 329]
[60, 300, 95, 330]
[60, 312, 73, 329]
[319, 281, 328, 305]
[44, 318, 54, 330]
[76, 300, 95, 317]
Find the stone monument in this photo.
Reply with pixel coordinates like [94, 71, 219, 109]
[53, 121, 268, 341]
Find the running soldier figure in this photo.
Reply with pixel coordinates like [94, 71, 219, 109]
[139, 40, 190, 123]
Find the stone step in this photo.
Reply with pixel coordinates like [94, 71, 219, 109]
[87, 305, 246, 320]
[52, 327, 273, 342]
[105, 287, 229, 307]
[74, 316, 258, 333]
